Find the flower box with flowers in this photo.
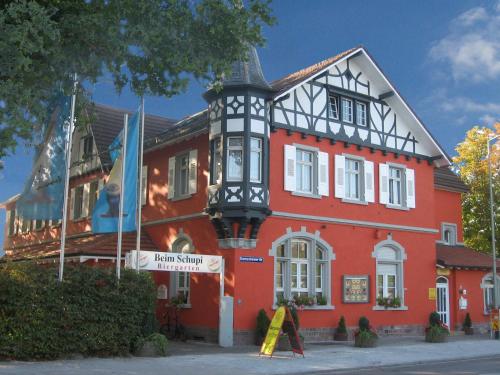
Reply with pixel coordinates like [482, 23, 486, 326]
[376, 296, 401, 309]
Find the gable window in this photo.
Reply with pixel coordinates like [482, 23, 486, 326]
[211, 138, 222, 185]
[250, 137, 262, 183]
[167, 150, 198, 200]
[296, 149, 314, 193]
[328, 94, 339, 120]
[341, 98, 353, 123]
[379, 163, 415, 209]
[373, 240, 406, 309]
[273, 232, 333, 307]
[227, 137, 243, 181]
[284, 145, 329, 198]
[345, 158, 362, 200]
[356, 102, 367, 126]
[441, 223, 457, 245]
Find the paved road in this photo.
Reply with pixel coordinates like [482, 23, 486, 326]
[320, 356, 500, 374]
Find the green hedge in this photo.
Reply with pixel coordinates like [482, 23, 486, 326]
[0, 262, 157, 360]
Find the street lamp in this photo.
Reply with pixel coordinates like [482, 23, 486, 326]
[488, 134, 498, 309]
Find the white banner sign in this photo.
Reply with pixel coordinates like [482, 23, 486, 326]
[125, 250, 223, 274]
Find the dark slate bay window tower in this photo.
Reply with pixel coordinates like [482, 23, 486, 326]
[204, 46, 273, 248]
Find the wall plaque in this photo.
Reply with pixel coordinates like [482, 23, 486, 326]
[343, 275, 370, 303]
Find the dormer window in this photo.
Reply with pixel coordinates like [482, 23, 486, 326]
[329, 93, 369, 126]
[356, 102, 367, 126]
[328, 94, 339, 120]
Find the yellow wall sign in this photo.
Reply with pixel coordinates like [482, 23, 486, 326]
[428, 287, 437, 300]
[260, 306, 286, 356]
[437, 268, 450, 276]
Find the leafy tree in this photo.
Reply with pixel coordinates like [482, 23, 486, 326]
[453, 123, 499, 253]
[0, 0, 274, 164]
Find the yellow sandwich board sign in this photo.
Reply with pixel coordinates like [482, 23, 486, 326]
[260, 306, 286, 356]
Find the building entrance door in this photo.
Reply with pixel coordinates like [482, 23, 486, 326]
[436, 277, 450, 327]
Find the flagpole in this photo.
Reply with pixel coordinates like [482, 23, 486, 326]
[116, 113, 129, 280]
[59, 73, 78, 282]
[135, 98, 145, 272]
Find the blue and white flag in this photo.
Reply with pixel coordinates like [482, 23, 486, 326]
[91, 109, 140, 233]
[16, 95, 72, 220]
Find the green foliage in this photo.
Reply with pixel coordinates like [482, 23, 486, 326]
[0, 262, 157, 360]
[354, 330, 378, 347]
[0, 0, 275, 164]
[358, 316, 370, 331]
[453, 124, 500, 253]
[336, 316, 347, 334]
[425, 325, 449, 343]
[463, 312, 472, 329]
[376, 296, 401, 308]
[429, 311, 441, 326]
[316, 295, 328, 306]
[293, 294, 315, 307]
[256, 309, 270, 339]
[135, 333, 169, 356]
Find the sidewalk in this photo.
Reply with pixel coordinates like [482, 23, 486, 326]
[1, 335, 500, 375]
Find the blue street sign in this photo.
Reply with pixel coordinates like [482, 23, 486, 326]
[240, 256, 264, 263]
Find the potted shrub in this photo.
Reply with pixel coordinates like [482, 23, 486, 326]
[354, 316, 378, 348]
[463, 313, 474, 335]
[255, 309, 271, 345]
[334, 316, 348, 341]
[276, 300, 305, 351]
[425, 312, 449, 343]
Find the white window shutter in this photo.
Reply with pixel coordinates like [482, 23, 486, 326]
[141, 165, 148, 206]
[334, 154, 345, 198]
[318, 151, 329, 196]
[405, 168, 416, 208]
[70, 187, 76, 220]
[379, 163, 389, 204]
[82, 183, 90, 217]
[364, 160, 375, 203]
[188, 149, 198, 195]
[284, 145, 296, 192]
[168, 156, 176, 199]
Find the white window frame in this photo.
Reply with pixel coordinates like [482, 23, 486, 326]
[372, 238, 407, 310]
[176, 152, 190, 197]
[356, 101, 367, 126]
[345, 157, 363, 201]
[296, 148, 315, 194]
[441, 223, 457, 245]
[250, 137, 262, 183]
[170, 233, 195, 308]
[328, 94, 339, 120]
[72, 185, 85, 220]
[227, 136, 244, 182]
[341, 98, 353, 123]
[272, 230, 334, 309]
[388, 166, 404, 206]
[481, 274, 500, 314]
[211, 137, 223, 185]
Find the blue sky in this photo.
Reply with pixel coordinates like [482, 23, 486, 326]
[1, 0, 499, 254]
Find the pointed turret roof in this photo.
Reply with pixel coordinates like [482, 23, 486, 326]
[222, 45, 271, 90]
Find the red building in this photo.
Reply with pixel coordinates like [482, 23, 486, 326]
[2, 46, 497, 344]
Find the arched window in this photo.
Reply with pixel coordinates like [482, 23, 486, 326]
[373, 238, 407, 308]
[481, 273, 500, 314]
[272, 229, 333, 307]
[171, 233, 194, 306]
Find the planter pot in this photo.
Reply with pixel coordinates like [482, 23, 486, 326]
[334, 332, 348, 341]
[464, 327, 474, 335]
[425, 332, 448, 343]
[354, 333, 378, 348]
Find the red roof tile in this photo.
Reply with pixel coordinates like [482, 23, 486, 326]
[4, 232, 157, 261]
[436, 243, 499, 269]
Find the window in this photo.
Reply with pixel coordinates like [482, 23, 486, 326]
[34, 219, 44, 231]
[88, 180, 99, 215]
[356, 102, 367, 126]
[80, 136, 94, 160]
[441, 224, 457, 245]
[211, 138, 222, 185]
[250, 137, 262, 183]
[341, 98, 353, 123]
[227, 137, 243, 181]
[481, 274, 500, 314]
[388, 166, 403, 206]
[328, 94, 339, 120]
[167, 150, 197, 200]
[296, 149, 314, 193]
[345, 158, 362, 200]
[171, 235, 194, 306]
[373, 241, 406, 307]
[7, 209, 16, 236]
[274, 234, 331, 306]
[141, 166, 148, 206]
[73, 185, 84, 220]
